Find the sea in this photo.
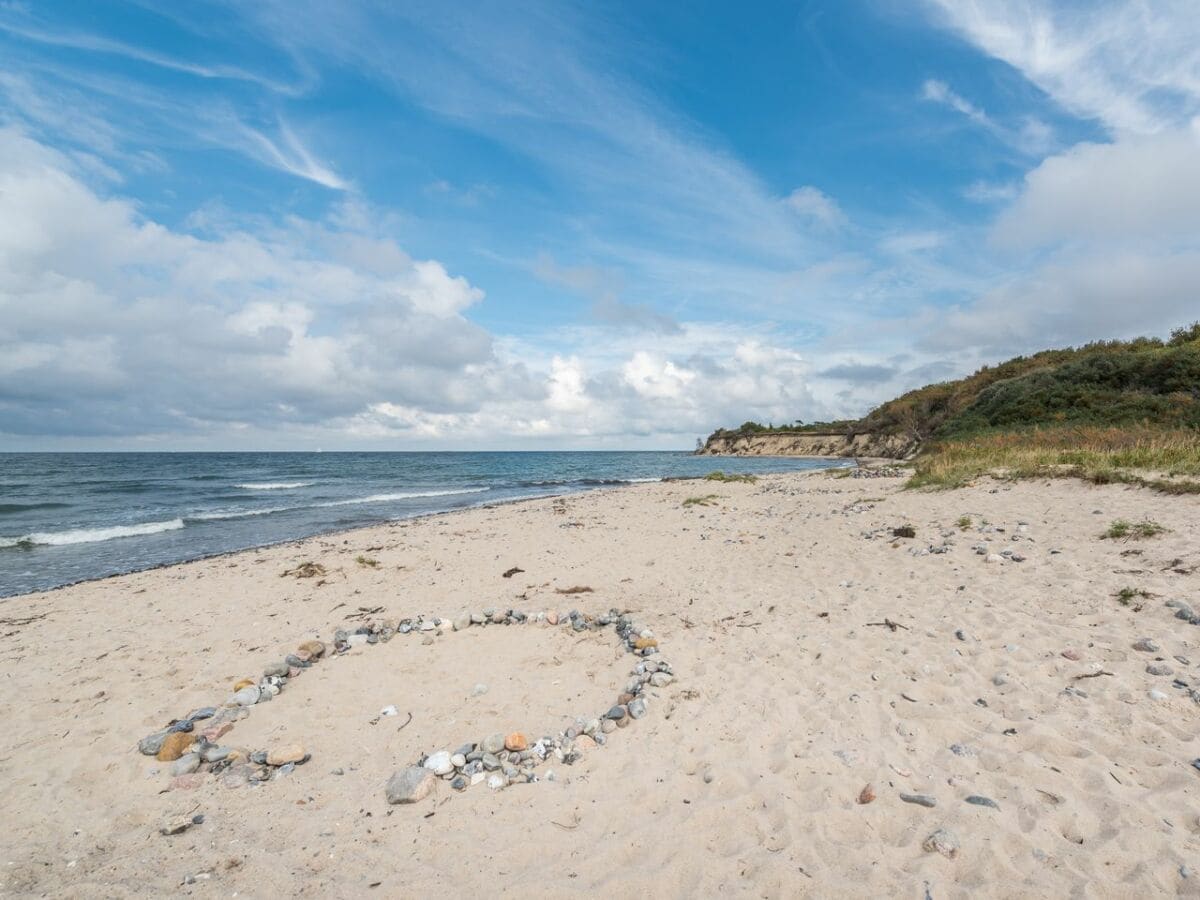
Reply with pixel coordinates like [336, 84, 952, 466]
[0, 452, 846, 597]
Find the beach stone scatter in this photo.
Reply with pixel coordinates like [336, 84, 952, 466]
[136, 601, 675, 804]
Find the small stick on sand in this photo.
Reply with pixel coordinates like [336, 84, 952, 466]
[866, 618, 908, 632]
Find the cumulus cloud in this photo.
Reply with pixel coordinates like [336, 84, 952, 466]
[0, 128, 828, 448]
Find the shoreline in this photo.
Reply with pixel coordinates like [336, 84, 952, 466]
[3, 470, 1198, 896]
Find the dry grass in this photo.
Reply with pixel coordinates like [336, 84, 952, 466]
[908, 427, 1200, 493]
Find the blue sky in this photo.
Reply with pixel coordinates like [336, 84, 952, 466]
[1, 0, 1198, 449]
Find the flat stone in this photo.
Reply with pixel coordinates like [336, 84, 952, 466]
[628, 698, 647, 719]
[649, 672, 674, 688]
[170, 753, 201, 776]
[1061, 649, 1081, 661]
[504, 732, 528, 752]
[1133, 638, 1161, 653]
[232, 678, 255, 692]
[1147, 663, 1174, 676]
[900, 793, 937, 808]
[347, 634, 369, 647]
[606, 705, 627, 720]
[453, 617, 471, 631]
[139, 731, 169, 756]
[385, 766, 436, 804]
[601, 718, 617, 734]
[424, 750, 454, 776]
[965, 795, 999, 810]
[186, 707, 217, 721]
[450, 753, 467, 768]
[857, 784, 876, 804]
[481, 753, 501, 771]
[266, 743, 306, 766]
[199, 722, 232, 743]
[481, 733, 505, 754]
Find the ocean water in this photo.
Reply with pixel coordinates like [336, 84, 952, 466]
[0, 452, 846, 597]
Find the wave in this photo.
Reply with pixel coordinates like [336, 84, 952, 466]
[318, 488, 489, 507]
[187, 507, 288, 521]
[236, 482, 313, 490]
[515, 477, 655, 487]
[0, 502, 72, 515]
[1, 518, 185, 548]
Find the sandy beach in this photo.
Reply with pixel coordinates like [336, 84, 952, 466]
[2, 469, 1199, 898]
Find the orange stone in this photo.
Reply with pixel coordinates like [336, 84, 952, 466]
[546, 612, 558, 625]
[298, 639, 326, 658]
[504, 732, 528, 752]
[858, 784, 876, 805]
[233, 678, 255, 692]
[633, 637, 658, 650]
[156, 732, 195, 762]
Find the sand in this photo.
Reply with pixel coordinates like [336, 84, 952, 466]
[1, 470, 1199, 898]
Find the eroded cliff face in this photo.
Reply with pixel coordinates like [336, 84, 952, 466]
[697, 431, 916, 459]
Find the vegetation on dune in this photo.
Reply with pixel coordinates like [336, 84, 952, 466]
[1101, 519, 1167, 540]
[705, 322, 1200, 491]
[682, 494, 721, 507]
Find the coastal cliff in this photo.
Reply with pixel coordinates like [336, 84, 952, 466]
[697, 430, 916, 459]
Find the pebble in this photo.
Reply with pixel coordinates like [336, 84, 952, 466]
[481, 753, 501, 771]
[156, 732, 195, 762]
[482, 733, 505, 754]
[949, 744, 976, 758]
[471, 683, 489, 697]
[486, 773, 507, 791]
[504, 733, 528, 752]
[266, 744, 307, 766]
[606, 705, 628, 721]
[601, 719, 617, 734]
[200, 745, 230, 764]
[170, 753, 201, 776]
[385, 766, 436, 804]
[424, 750, 454, 775]
[1061, 649, 1081, 661]
[923, 828, 961, 859]
[1149, 689, 1169, 701]
[900, 793, 937, 808]
[263, 661, 290, 678]
[985, 553, 1003, 564]
[453, 617, 471, 631]
[1133, 638, 1160, 653]
[298, 639, 326, 658]
[992, 673, 1009, 687]
[628, 698, 647, 719]
[347, 634, 368, 647]
[186, 707, 217, 721]
[380, 705, 398, 717]
[450, 753, 467, 768]
[1147, 663, 1174, 676]
[858, 784, 876, 804]
[965, 795, 999, 810]
[232, 685, 261, 706]
[139, 731, 169, 756]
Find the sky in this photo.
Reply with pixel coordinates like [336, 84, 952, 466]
[1, 0, 1199, 450]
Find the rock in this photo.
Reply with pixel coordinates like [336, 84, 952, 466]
[139, 731, 169, 756]
[169, 773, 205, 791]
[347, 634, 368, 647]
[233, 678, 255, 692]
[200, 745, 230, 764]
[576, 735, 597, 752]
[1133, 638, 1160, 653]
[992, 673, 1009, 687]
[858, 784, 876, 804]
[486, 773, 507, 791]
[451, 775, 468, 791]
[633, 637, 658, 650]
[232, 685, 261, 706]
[1061, 649, 1081, 661]
[482, 733, 505, 753]
[649, 672, 674, 689]
[985, 553, 1003, 564]
[606, 705, 627, 721]
[481, 753, 501, 771]
[385, 766, 436, 804]
[453, 617, 470, 631]
[1149, 689, 1169, 701]
[471, 683, 488, 697]
[156, 732, 195, 762]
[424, 750, 454, 775]
[298, 639, 326, 658]
[628, 698, 647, 719]
[266, 744, 306, 766]
[949, 743, 976, 757]
[199, 722, 232, 743]
[965, 795, 999, 810]
[504, 733, 528, 752]
[923, 828, 960, 859]
[1147, 663, 1174, 676]
[546, 611, 558, 625]
[900, 793, 937, 808]
[159, 814, 201, 836]
[170, 753, 201, 776]
[601, 718, 617, 734]
[186, 707, 217, 722]
[263, 661, 290, 678]
[450, 753, 467, 768]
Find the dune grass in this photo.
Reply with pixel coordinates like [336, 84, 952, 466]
[682, 494, 721, 507]
[907, 427, 1200, 493]
[703, 471, 758, 483]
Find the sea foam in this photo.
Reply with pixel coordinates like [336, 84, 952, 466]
[3, 518, 185, 547]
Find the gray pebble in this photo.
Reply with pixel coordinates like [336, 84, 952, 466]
[1133, 638, 1160, 653]
[900, 793, 937, 808]
[138, 731, 169, 756]
[170, 753, 201, 776]
[965, 795, 999, 810]
[1147, 663, 1174, 676]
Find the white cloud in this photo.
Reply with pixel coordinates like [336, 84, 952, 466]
[240, 120, 349, 190]
[783, 186, 847, 229]
[0, 128, 830, 448]
[925, 0, 1200, 135]
[923, 78, 991, 127]
[993, 127, 1200, 248]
